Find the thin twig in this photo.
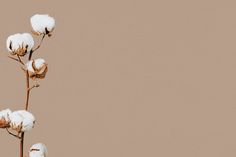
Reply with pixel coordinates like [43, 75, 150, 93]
[8, 56, 19, 62]
[6, 128, 21, 139]
[21, 67, 26, 72]
[29, 84, 40, 91]
[8, 56, 25, 66]
[17, 55, 24, 65]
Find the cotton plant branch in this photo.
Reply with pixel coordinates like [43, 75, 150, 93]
[6, 128, 21, 139]
[0, 14, 55, 157]
[8, 55, 25, 65]
[29, 84, 40, 91]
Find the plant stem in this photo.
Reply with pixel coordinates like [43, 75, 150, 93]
[25, 70, 30, 110]
[20, 133, 24, 157]
[20, 70, 30, 157]
[19, 33, 45, 157]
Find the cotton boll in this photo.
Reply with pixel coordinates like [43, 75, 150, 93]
[26, 58, 48, 80]
[31, 14, 55, 36]
[26, 60, 34, 72]
[0, 109, 12, 122]
[22, 33, 34, 53]
[6, 33, 34, 56]
[0, 109, 12, 128]
[9, 111, 24, 131]
[29, 143, 47, 157]
[6, 33, 21, 52]
[33, 58, 46, 70]
[19, 110, 35, 132]
[26, 58, 46, 72]
[9, 110, 35, 132]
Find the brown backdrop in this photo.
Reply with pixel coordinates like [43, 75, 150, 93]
[1, 0, 236, 157]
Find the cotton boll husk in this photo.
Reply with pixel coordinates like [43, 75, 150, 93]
[31, 14, 55, 35]
[9, 110, 35, 132]
[29, 143, 47, 157]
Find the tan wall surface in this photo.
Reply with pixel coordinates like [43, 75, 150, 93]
[1, 0, 236, 157]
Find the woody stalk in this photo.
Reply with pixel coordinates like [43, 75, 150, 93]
[0, 14, 55, 157]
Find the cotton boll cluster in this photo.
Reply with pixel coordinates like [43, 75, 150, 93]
[26, 58, 48, 79]
[29, 143, 47, 157]
[0, 109, 35, 132]
[0, 109, 12, 128]
[6, 33, 34, 56]
[31, 14, 55, 36]
[3, 13, 55, 157]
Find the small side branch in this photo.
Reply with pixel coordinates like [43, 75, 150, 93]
[8, 56, 24, 66]
[17, 55, 24, 65]
[28, 84, 40, 91]
[6, 128, 21, 139]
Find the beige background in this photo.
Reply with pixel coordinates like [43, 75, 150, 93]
[1, 0, 236, 156]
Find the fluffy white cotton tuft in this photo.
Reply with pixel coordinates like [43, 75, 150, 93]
[0, 109, 12, 122]
[34, 58, 46, 70]
[9, 110, 35, 132]
[22, 33, 34, 52]
[6, 33, 21, 52]
[26, 60, 34, 72]
[31, 14, 55, 35]
[6, 33, 34, 55]
[29, 143, 47, 157]
[26, 58, 46, 73]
